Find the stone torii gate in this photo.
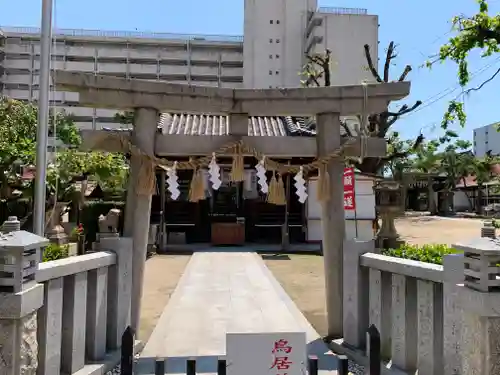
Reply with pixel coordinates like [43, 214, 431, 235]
[54, 71, 410, 339]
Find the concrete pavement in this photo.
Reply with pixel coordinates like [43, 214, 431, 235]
[136, 252, 339, 374]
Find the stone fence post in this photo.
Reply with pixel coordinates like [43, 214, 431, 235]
[100, 236, 133, 348]
[442, 253, 464, 375]
[453, 238, 500, 375]
[342, 239, 375, 349]
[0, 219, 49, 375]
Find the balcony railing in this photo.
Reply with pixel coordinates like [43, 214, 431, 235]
[0, 26, 243, 43]
[317, 7, 368, 15]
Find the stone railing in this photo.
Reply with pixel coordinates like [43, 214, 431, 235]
[0, 226, 135, 375]
[336, 238, 500, 375]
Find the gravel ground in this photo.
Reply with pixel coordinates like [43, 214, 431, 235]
[348, 360, 365, 374]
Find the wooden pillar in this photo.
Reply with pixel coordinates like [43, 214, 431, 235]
[316, 112, 344, 338]
[128, 107, 158, 335]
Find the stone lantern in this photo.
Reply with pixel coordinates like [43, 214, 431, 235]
[0, 223, 48, 375]
[458, 238, 500, 292]
[452, 238, 500, 374]
[374, 180, 405, 249]
[0, 229, 49, 294]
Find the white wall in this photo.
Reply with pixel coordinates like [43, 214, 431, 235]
[474, 122, 500, 157]
[306, 175, 376, 242]
[453, 190, 471, 211]
[309, 13, 379, 86]
[243, 0, 316, 88]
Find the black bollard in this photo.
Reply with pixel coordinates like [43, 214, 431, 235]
[308, 355, 318, 375]
[337, 355, 349, 375]
[155, 358, 166, 375]
[120, 326, 135, 375]
[186, 357, 197, 375]
[217, 358, 227, 375]
[367, 324, 381, 375]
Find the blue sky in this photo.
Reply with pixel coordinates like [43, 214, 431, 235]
[2, 0, 499, 144]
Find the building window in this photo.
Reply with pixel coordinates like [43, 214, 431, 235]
[276, 54, 280, 58]
[270, 20, 273, 24]
[276, 39, 280, 43]
[269, 70, 273, 75]
[275, 71, 279, 75]
[276, 20, 280, 24]
[269, 39, 273, 43]
[269, 54, 273, 59]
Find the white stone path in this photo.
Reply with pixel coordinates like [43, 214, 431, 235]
[136, 252, 339, 374]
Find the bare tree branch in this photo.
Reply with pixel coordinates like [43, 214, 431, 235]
[398, 65, 412, 82]
[386, 100, 422, 116]
[364, 44, 383, 82]
[384, 41, 396, 82]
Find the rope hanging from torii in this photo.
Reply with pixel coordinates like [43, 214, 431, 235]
[117, 135, 360, 204]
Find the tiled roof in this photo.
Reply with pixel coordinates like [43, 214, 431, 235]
[103, 114, 357, 137]
[456, 164, 500, 188]
[158, 113, 290, 136]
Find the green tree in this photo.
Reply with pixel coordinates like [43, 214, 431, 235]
[301, 42, 425, 175]
[0, 96, 80, 199]
[384, 132, 416, 179]
[0, 96, 128, 222]
[47, 150, 128, 201]
[465, 150, 499, 212]
[433, 0, 499, 129]
[438, 140, 473, 213]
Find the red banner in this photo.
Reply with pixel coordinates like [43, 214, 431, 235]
[343, 168, 356, 210]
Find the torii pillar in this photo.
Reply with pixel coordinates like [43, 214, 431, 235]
[316, 112, 345, 339]
[124, 107, 159, 334]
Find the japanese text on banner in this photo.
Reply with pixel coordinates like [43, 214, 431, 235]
[343, 168, 356, 210]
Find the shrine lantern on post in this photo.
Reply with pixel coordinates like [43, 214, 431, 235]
[374, 180, 405, 250]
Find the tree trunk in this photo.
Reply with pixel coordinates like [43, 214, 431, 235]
[476, 185, 484, 215]
[427, 177, 437, 214]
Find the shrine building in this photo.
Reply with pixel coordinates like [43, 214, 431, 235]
[102, 114, 378, 247]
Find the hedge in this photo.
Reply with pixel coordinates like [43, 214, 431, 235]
[42, 243, 69, 262]
[382, 243, 458, 265]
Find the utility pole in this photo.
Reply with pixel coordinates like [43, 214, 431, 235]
[34, 0, 53, 236]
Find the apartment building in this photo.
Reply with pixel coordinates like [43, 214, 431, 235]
[0, 0, 378, 130]
[473, 122, 500, 157]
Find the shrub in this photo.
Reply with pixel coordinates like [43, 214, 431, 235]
[382, 243, 458, 265]
[493, 219, 500, 229]
[42, 243, 69, 262]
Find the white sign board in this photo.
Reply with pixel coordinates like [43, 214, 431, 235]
[226, 332, 307, 375]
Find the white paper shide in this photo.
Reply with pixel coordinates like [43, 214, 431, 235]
[208, 153, 222, 190]
[166, 162, 180, 200]
[255, 158, 268, 194]
[293, 166, 308, 203]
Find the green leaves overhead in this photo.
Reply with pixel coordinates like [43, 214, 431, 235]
[436, 0, 500, 129]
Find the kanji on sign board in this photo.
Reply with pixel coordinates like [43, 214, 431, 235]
[344, 191, 356, 210]
[343, 168, 356, 210]
[226, 332, 306, 375]
[343, 167, 355, 192]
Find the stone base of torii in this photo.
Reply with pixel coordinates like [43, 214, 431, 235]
[54, 70, 411, 339]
